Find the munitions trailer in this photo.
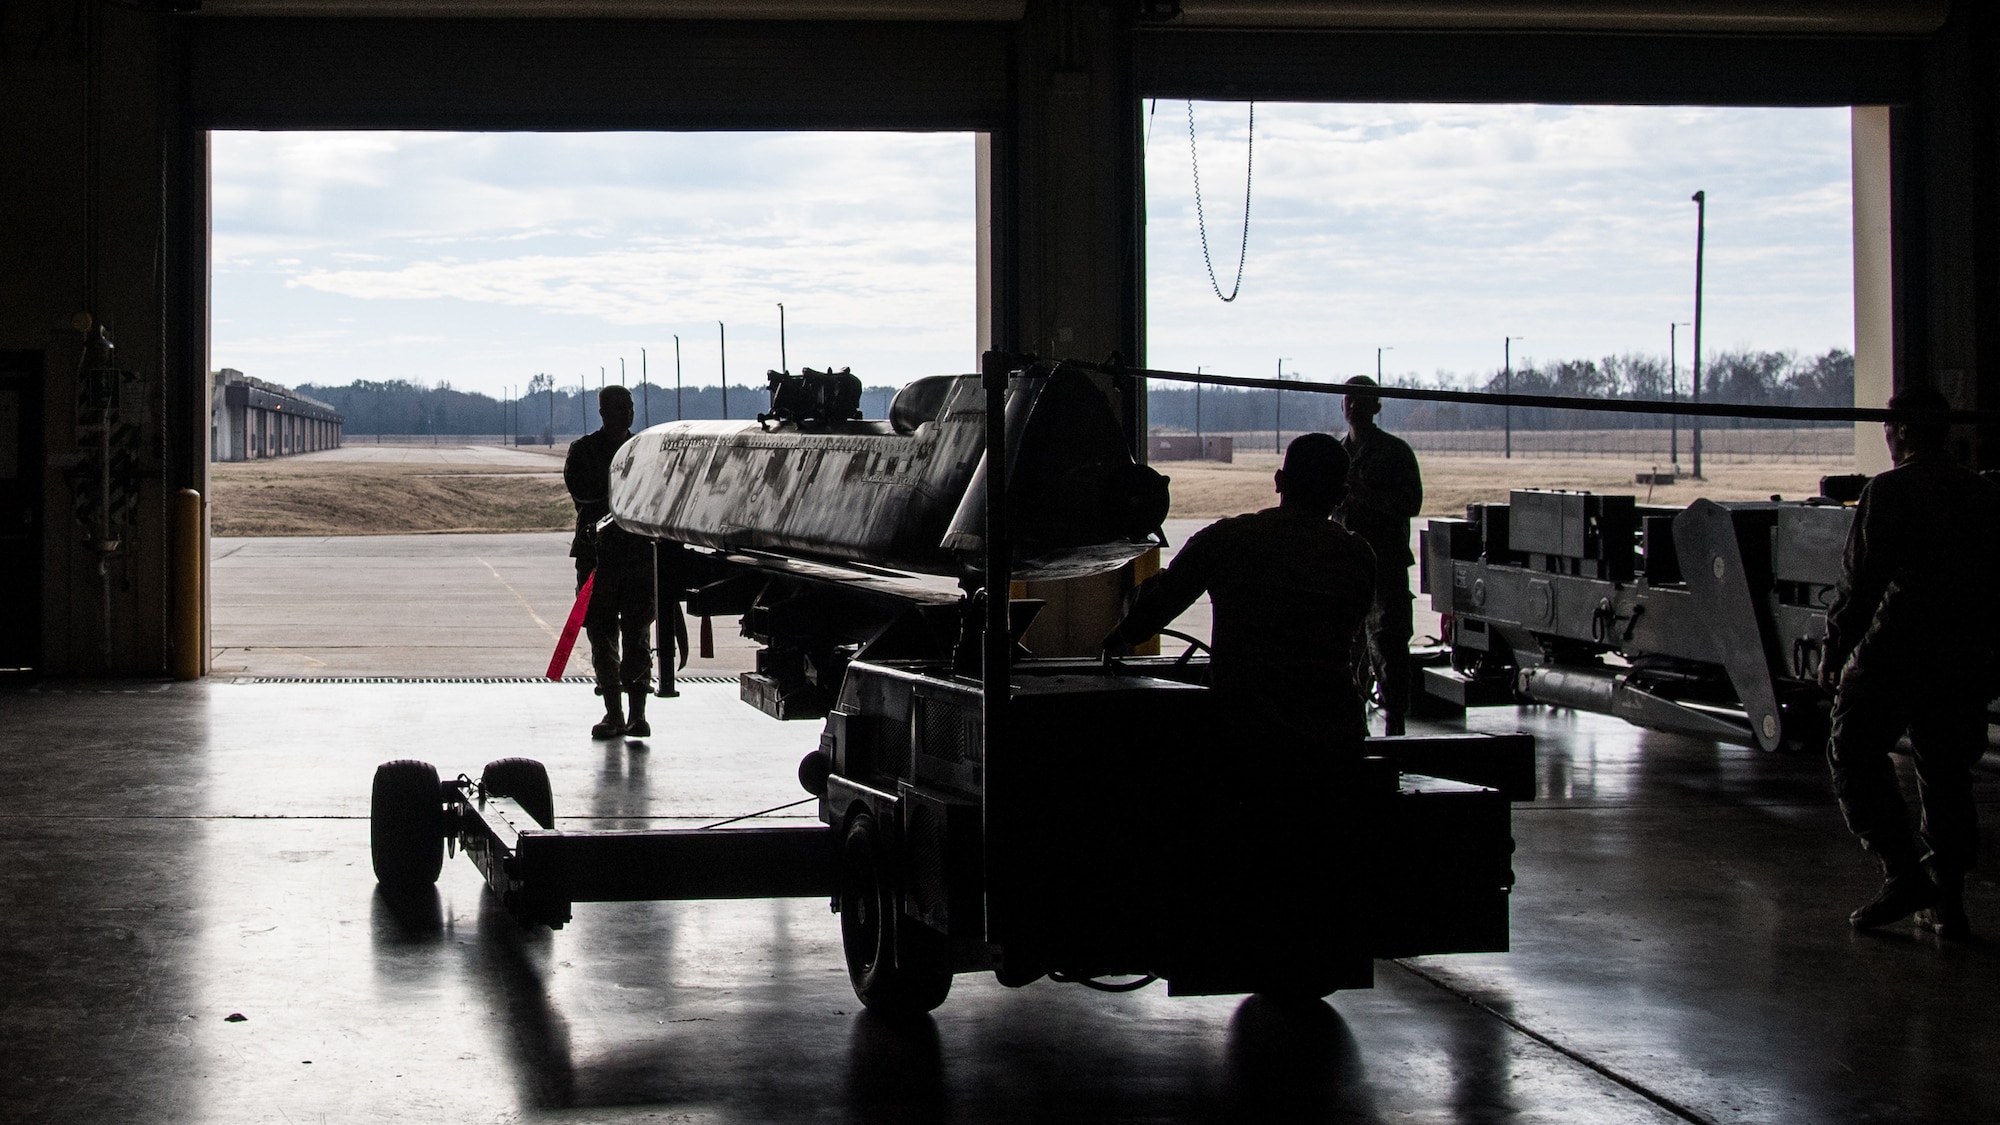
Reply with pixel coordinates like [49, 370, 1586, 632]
[1421, 484, 1866, 751]
[371, 355, 1534, 1016]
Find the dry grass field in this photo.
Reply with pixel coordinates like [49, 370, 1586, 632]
[1163, 452, 1856, 520]
[210, 442, 1856, 536]
[209, 449, 574, 536]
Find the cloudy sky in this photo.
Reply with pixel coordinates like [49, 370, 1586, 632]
[211, 130, 977, 398]
[1146, 102, 1854, 386]
[211, 103, 1854, 399]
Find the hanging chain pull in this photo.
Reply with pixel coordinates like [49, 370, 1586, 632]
[1188, 100, 1254, 303]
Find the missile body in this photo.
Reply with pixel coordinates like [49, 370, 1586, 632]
[607, 367, 1168, 582]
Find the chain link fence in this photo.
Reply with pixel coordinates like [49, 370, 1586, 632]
[1173, 425, 1852, 462]
[342, 433, 581, 447]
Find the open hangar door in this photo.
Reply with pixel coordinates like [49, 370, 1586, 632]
[12, 0, 1991, 676]
[174, 13, 1032, 678]
[1129, 1, 1978, 465]
[179, 6, 1156, 667]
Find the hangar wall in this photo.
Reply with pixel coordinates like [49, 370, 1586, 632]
[1, 3, 203, 678]
[1, 0, 1994, 677]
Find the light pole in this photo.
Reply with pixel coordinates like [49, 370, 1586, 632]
[1194, 366, 1203, 451]
[1669, 322, 1690, 469]
[1691, 190, 1706, 480]
[673, 335, 682, 420]
[777, 303, 787, 374]
[1375, 347, 1393, 441]
[1275, 357, 1290, 453]
[640, 349, 650, 428]
[1504, 336, 1524, 458]
[718, 321, 728, 420]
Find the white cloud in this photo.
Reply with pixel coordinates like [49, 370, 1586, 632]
[212, 110, 1852, 399]
[1145, 102, 1852, 383]
[288, 229, 970, 327]
[212, 131, 979, 393]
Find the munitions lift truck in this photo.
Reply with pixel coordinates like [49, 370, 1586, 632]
[370, 355, 1534, 1015]
[1420, 483, 1866, 751]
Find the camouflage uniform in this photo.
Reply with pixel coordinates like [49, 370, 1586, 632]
[563, 427, 621, 591]
[1110, 504, 1379, 992]
[1111, 506, 1378, 750]
[564, 426, 655, 697]
[1336, 425, 1424, 726]
[1824, 452, 1999, 887]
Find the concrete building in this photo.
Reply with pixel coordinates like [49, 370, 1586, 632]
[1149, 434, 1233, 462]
[210, 368, 343, 461]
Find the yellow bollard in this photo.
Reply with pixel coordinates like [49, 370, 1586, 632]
[171, 488, 204, 680]
[1130, 547, 1162, 656]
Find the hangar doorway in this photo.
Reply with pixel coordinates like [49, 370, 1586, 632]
[1145, 101, 1862, 500]
[1141, 101, 1866, 653]
[206, 130, 978, 680]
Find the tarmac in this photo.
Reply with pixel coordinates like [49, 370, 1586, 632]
[209, 531, 768, 681]
[209, 516, 1447, 682]
[208, 520, 1243, 682]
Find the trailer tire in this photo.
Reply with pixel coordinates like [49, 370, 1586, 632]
[371, 759, 445, 889]
[840, 813, 951, 1016]
[481, 758, 555, 829]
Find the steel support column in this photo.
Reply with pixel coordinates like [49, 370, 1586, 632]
[983, 0, 1144, 656]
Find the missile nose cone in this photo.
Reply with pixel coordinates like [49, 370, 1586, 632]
[1118, 462, 1171, 541]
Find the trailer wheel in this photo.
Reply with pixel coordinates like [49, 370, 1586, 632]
[840, 813, 951, 1016]
[481, 758, 555, 829]
[371, 759, 445, 889]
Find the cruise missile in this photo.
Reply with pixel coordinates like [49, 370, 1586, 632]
[607, 364, 1169, 582]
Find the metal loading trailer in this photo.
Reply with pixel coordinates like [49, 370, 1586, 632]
[1421, 486, 1859, 751]
[370, 355, 1535, 1018]
[371, 679, 1531, 1011]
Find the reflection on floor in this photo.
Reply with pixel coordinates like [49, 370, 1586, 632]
[1, 681, 1995, 1123]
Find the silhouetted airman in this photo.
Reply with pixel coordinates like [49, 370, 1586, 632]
[1822, 385, 1998, 939]
[1336, 376, 1424, 737]
[564, 385, 656, 739]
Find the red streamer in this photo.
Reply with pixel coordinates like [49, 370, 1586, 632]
[547, 571, 595, 680]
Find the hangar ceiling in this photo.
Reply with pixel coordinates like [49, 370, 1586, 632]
[189, 0, 1944, 35]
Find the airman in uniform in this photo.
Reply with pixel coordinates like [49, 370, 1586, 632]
[1822, 386, 1998, 939]
[1336, 376, 1424, 736]
[564, 385, 656, 739]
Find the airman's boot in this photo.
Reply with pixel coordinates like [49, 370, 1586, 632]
[1918, 861, 1971, 941]
[1851, 844, 1936, 930]
[591, 692, 625, 739]
[624, 689, 650, 738]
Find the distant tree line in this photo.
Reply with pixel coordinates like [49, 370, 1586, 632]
[1145, 348, 1856, 433]
[298, 377, 903, 437]
[295, 347, 1853, 437]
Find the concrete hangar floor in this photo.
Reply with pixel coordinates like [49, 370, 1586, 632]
[2, 677, 1997, 1123]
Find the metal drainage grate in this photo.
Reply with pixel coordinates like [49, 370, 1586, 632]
[230, 675, 743, 685]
